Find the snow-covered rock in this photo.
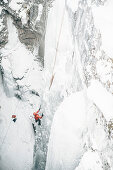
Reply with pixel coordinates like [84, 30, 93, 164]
[76, 150, 103, 170]
[92, 0, 113, 59]
[87, 80, 113, 121]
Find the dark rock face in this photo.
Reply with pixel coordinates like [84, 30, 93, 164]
[0, 0, 55, 56]
[18, 28, 38, 50]
[0, 0, 47, 56]
[0, 9, 8, 49]
[30, 3, 39, 24]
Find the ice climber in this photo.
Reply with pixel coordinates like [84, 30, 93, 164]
[33, 107, 43, 126]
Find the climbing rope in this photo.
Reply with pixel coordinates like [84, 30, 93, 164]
[0, 119, 12, 149]
[49, 5, 66, 90]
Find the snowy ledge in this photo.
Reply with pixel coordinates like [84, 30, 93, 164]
[87, 80, 113, 121]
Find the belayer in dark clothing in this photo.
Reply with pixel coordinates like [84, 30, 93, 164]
[12, 115, 17, 122]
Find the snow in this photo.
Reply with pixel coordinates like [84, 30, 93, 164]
[0, 0, 113, 169]
[92, 0, 113, 58]
[36, 4, 43, 22]
[46, 90, 88, 170]
[1, 16, 42, 89]
[86, 103, 108, 152]
[87, 80, 113, 121]
[9, 0, 24, 11]
[3, 0, 8, 3]
[19, 9, 28, 25]
[0, 6, 2, 14]
[0, 19, 4, 32]
[1, 17, 34, 96]
[0, 73, 35, 170]
[45, 1, 113, 169]
[2, 16, 19, 50]
[96, 58, 112, 83]
[9, 0, 29, 25]
[76, 150, 103, 170]
[46, 83, 110, 170]
[66, 0, 79, 12]
[44, 0, 73, 71]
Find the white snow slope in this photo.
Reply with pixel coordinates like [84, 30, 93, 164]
[0, 77, 34, 170]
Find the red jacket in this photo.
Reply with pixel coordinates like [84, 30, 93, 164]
[33, 110, 42, 121]
[12, 115, 16, 118]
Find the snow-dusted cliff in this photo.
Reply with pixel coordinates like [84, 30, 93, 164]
[45, 0, 113, 170]
[0, 0, 113, 170]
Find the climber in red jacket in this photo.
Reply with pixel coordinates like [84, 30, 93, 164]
[33, 107, 43, 125]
